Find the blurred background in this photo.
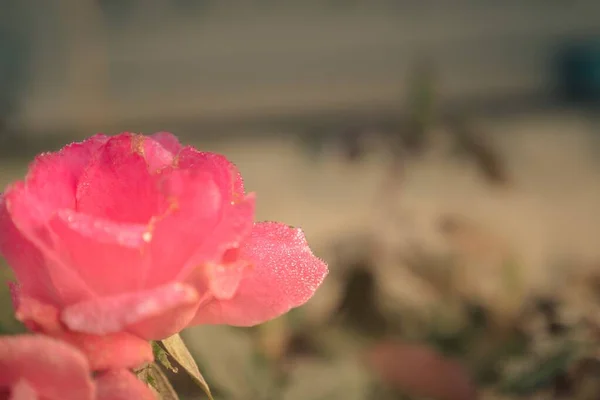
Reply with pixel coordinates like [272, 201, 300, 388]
[2, 1, 600, 399]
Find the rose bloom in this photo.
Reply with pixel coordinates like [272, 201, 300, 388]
[0, 133, 328, 368]
[0, 334, 155, 400]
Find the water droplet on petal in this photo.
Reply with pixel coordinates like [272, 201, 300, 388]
[142, 231, 152, 242]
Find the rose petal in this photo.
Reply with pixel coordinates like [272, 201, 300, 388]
[191, 222, 328, 326]
[4, 186, 95, 304]
[175, 193, 255, 284]
[176, 146, 245, 199]
[2, 135, 104, 298]
[75, 134, 165, 224]
[13, 292, 63, 333]
[142, 170, 224, 288]
[24, 134, 108, 211]
[95, 370, 156, 400]
[15, 295, 153, 371]
[142, 136, 176, 173]
[0, 334, 95, 400]
[9, 283, 20, 311]
[65, 332, 153, 371]
[150, 132, 183, 155]
[163, 147, 256, 284]
[61, 282, 200, 340]
[49, 209, 149, 296]
[9, 380, 38, 400]
[0, 197, 58, 305]
[204, 258, 248, 300]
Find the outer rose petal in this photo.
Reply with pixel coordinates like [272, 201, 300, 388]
[0, 334, 95, 400]
[2, 134, 107, 303]
[14, 294, 153, 371]
[0, 197, 58, 305]
[24, 134, 108, 211]
[4, 185, 95, 304]
[61, 282, 200, 340]
[176, 147, 245, 199]
[191, 222, 328, 326]
[95, 370, 156, 400]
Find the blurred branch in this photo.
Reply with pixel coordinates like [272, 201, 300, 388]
[446, 113, 510, 186]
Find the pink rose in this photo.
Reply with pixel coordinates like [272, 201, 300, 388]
[0, 334, 156, 400]
[0, 132, 328, 368]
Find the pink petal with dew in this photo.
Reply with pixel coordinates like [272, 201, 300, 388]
[0, 334, 95, 400]
[24, 134, 108, 211]
[0, 197, 58, 306]
[167, 147, 256, 282]
[95, 370, 156, 400]
[176, 146, 245, 198]
[14, 295, 153, 371]
[1, 135, 108, 304]
[150, 131, 183, 156]
[75, 134, 166, 224]
[142, 135, 176, 173]
[4, 185, 95, 304]
[61, 282, 200, 340]
[191, 222, 328, 326]
[143, 169, 224, 288]
[176, 193, 255, 285]
[49, 209, 149, 296]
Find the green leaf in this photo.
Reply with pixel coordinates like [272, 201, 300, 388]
[161, 334, 214, 400]
[135, 362, 180, 400]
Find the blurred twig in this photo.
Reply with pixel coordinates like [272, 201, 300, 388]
[446, 113, 510, 186]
